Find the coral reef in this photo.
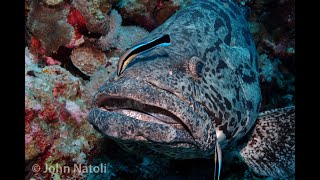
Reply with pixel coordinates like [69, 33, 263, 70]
[97, 10, 149, 52]
[26, 1, 74, 54]
[43, 0, 64, 6]
[70, 45, 106, 76]
[82, 57, 118, 107]
[72, 0, 119, 35]
[25, 49, 100, 179]
[238, 0, 295, 110]
[118, 0, 192, 31]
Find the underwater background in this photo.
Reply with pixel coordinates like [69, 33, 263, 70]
[25, 0, 295, 179]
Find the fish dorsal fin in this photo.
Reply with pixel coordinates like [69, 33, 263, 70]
[239, 106, 295, 178]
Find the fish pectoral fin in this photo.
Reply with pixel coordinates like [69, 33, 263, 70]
[240, 106, 295, 178]
[214, 142, 222, 180]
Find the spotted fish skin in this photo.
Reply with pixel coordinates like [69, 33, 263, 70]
[240, 107, 295, 178]
[89, 0, 261, 159]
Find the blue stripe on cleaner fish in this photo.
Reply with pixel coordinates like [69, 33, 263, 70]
[116, 34, 171, 77]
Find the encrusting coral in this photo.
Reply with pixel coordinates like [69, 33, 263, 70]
[82, 56, 118, 107]
[72, 0, 115, 35]
[25, 48, 100, 179]
[27, 1, 74, 54]
[70, 45, 107, 76]
[118, 0, 192, 31]
[97, 9, 149, 52]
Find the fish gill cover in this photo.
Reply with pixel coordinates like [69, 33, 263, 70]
[25, 0, 294, 179]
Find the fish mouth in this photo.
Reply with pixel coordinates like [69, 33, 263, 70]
[97, 97, 189, 131]
[88, 77, 207, 148]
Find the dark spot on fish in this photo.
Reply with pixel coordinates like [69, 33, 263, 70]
[235, 86, 240, 100]
[173, 81, 177, 86]
[205, 67, 210, 72]
[235, 67, 242, 75]
[241, 118, 247, 126]
[242, 71, 256, 83]
[215, 116, 222, 125]
[193, 85, 197, 96]
[224, 32, 232, 45]
[181, 85, 185, 91]
[197, 39, 202, 43]
[210, 93, 220, 104]
[202, 77, 208, 84]
[195, 119, 200, 127]
[217, 101, 225, 112]
[204, 25, 209, 33]
[244, 63, 251, 69]
[246, 101, 253, 110]
[203, 45, 217, 61]
[205, 93, 213, 104]
[216, 60, 228, 73]
[216, 92, 222, 100]
[214, 18, 224, 29]
[209, 85, 217, 94]
[212, 102, 218, 110]
[237, 111, 242, 121]
[224, 112, 230, 119]
[212, 68, 216, 74]
[229, 117, 236, 126]
[196, 61, 204, 77]
[188, 85, 191, 92]
[224, 97, 232, 110]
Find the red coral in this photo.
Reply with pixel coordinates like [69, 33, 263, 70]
[67, 8, 86, 40]
[38, 103, 59, 122]
[25, 109, 36, 133]
[72, 0, 109, 35]
[34, 129, 52, 152]
[30, 36, 46, 59]
[52, 83, 67, 98]
[58, 103, 71, 122]
[68, 8, 86, 28]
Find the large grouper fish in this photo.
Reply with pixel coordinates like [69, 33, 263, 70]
[88, 0, 295, 178]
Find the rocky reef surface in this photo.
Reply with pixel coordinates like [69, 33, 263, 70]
[25, 0, 294, 179]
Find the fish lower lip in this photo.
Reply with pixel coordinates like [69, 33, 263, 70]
[98, 97, 185, 129]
